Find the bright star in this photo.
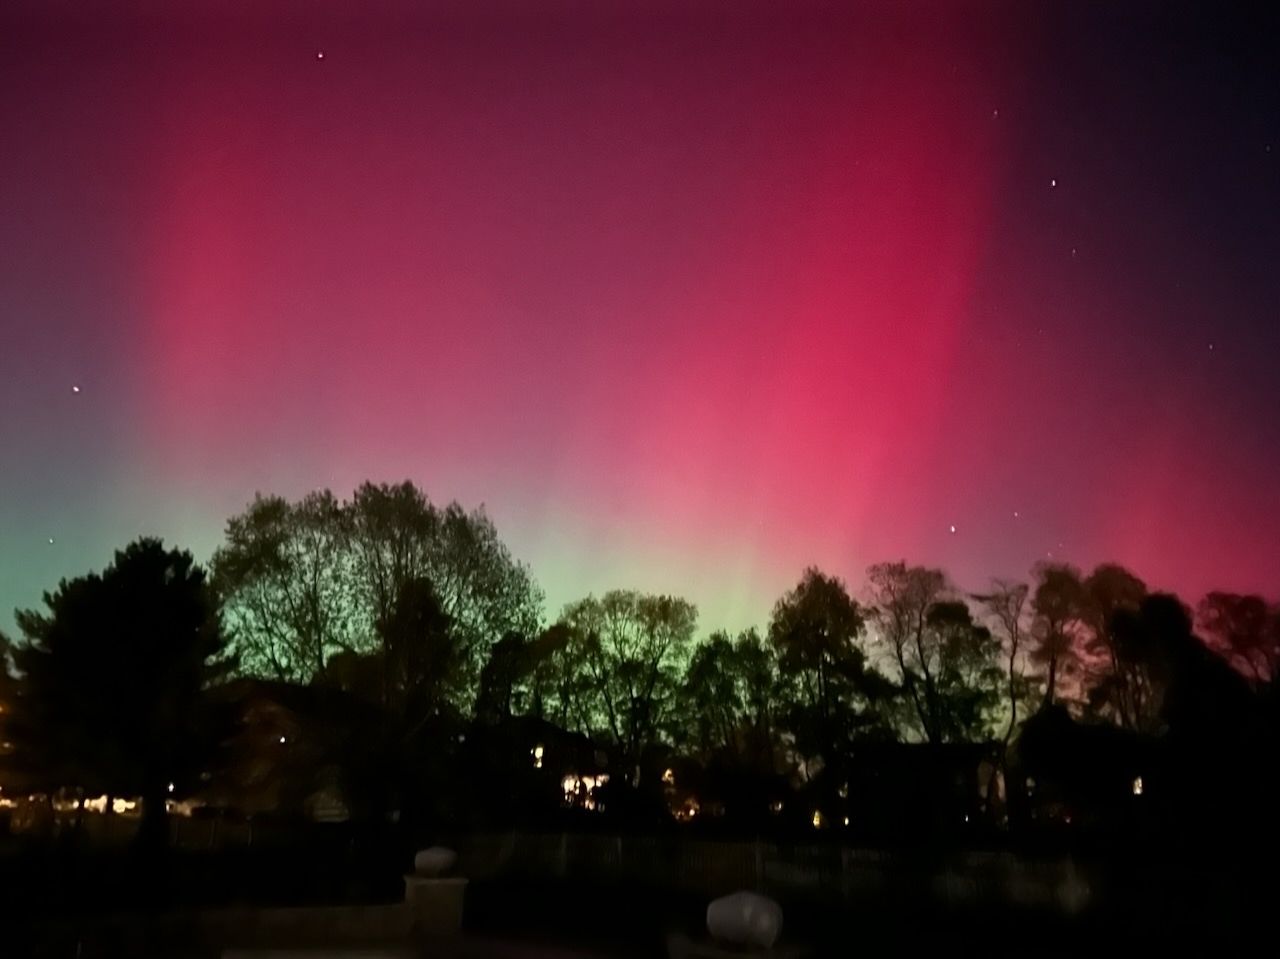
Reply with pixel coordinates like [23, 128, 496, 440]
[72, 385, 80, 393]
[1050, 178, 1058, 188]
[949, 525, 957, 534]
[316, 50, 325, 60]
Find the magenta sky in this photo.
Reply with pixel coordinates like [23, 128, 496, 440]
[2, 1, 1278, 635]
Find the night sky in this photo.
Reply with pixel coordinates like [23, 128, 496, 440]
[2, 1, 1278, 637]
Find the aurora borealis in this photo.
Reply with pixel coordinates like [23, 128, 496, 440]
[2, 1, 1278, 636]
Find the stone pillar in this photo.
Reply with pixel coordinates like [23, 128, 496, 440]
[404, 846, 467, 938]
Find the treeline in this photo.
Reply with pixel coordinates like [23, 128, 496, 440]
[2, 480, 1277, 843]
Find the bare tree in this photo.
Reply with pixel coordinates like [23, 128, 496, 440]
[974, 579, 1033, 745]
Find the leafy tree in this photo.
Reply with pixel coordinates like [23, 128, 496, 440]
[213, 490, 357, 683]
[4, 539, 231, 848]
[680, 632, 741, 758]
[679, 628, 780, 769]
[1029, 562, 1086, 707]
[770, 568, 889, 773]
[1197, 591, 1280, 685]
[376, 576, 465, 724]
[918, 600, 1004, 742]
[474, 625, 573, 724]
[347, 482, 543, 708]
[867, 561, 1003, 743]
[559, 590, 697, 782]
[1079, 564, 1151, 729]
[526, 622, 598, 739]
[215, 481, 543, 709]
[474, 631, 532, 724]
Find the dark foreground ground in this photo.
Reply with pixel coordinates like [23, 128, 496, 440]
[0, 833, 1267, 958]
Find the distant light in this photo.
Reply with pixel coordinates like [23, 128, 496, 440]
[949, 525, 957, 534]
[279, 735, 287, 744]
[532, 744, 544, 769]
[47, 537, 55, 545]
[316, 50, 325, 60]
[811, 810, 823, 829]
[1132, 776, 1143, 796]
[71, 385, 80, 393]
[842, 816, 850, 827]
[1050, 178, 1058, 188]
[167, 782, 175, 794]
[662, 767, 675, 786]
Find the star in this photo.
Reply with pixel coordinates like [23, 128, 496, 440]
[1050, 178, 1058, 188]
[991, 109, 999, 120]
[47, 537, 55, 545]
[71, 385, 80, 393]
[1013, 511, 1020, 519]
[1208, 342, 1215, 351]
[1070, 247, 1077, 258]
[316, 50, 325, 60]
[948, 524, 957, 534]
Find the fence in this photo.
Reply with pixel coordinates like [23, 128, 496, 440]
[445, 833, 1090, 913]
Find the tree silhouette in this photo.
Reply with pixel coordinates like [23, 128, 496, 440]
[1030, 562, 1086, 707]
[347, 481, 543, 710]
[1080, 564, 1152, 730]
[559, 590, 697, 784]
[770, 568, 889, 774]
[679, 628, 780, 771]
[867, 563, 1003, 745]
[216, 481, 542, 705]
[376, 576, 464, 723]
[474, 631, 527, 724]
[4, 539, 231, 850]
[1197, 591, 1279, 685]
[213, 490, 357, 683]
[974, 579, 1034, 747]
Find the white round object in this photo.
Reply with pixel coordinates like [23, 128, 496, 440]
[706, 890, 783, 949]
[413, 846, 458, 877]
